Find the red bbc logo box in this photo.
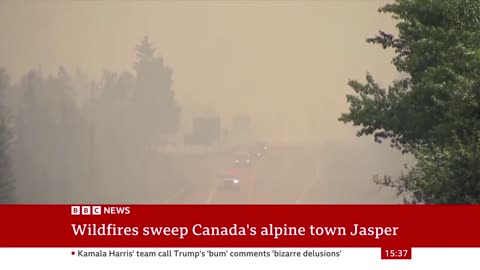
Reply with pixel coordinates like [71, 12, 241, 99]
[71, 206, 102, 215]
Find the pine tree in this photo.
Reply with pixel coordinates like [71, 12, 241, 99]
[131, 36, 181, 149]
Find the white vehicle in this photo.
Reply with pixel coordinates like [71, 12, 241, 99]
[254, 142, 268, 158]
[233, 151, 252, 167]
[219, 170, 241, 190]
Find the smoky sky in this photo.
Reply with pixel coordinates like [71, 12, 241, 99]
[0, 0, 397, 144]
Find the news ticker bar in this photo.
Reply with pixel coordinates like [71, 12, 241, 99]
[71, 248, 411, 260]
[3, 248, 478, 270]
[0, 205, 479, 247]
[67, 248, 411, 260]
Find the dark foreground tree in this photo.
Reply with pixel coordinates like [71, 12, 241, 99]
[340, 0, 480, 203]
[0, 69, 14, 203]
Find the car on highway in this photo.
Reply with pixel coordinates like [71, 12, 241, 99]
[233, 151, 252, 167]
[219, 170, 241, 191]
[252, 142, 268, 158]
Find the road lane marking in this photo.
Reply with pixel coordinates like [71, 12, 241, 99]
[205, 189, 216, 204]
[295, 181, 316, 204]
[295, 165, 321, 204]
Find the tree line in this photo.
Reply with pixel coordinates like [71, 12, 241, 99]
[0, 36, 183, 203]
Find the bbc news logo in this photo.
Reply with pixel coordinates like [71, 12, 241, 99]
[71, 206, 101, 215]
[71, 206, 131, 215]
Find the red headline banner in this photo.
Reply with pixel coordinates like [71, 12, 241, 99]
[0, 205, 478, 248]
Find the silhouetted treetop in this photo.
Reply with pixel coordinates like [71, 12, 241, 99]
[135, 36, 157, 68]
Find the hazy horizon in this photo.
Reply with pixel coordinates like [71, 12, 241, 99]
[0, 0, 397, 144]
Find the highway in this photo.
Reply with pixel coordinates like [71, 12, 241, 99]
[164, 144, 403, 204]
[25, 143, 404, 204]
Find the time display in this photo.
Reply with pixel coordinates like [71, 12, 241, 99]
[381, 248, 412, 259]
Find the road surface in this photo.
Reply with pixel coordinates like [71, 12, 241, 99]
[165, 144, 403, 204]
[13, 142, 405, 204]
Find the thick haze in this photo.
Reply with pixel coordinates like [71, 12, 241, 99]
[0, 0, 397, 143]
[0, 0, 412, 204]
